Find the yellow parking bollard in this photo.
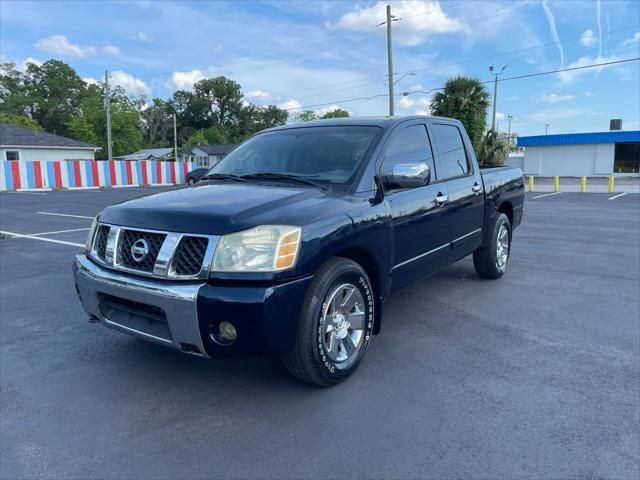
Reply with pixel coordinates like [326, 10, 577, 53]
[580, 176, 587, 192]
[608, 175, 615, 193]
[528, 176, 534, 192]
[554, 176, 559, 192]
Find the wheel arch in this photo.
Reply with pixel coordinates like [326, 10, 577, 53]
[333, 246, 384, 335]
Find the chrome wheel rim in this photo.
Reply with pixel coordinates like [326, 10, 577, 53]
[321, 283, 366, 364]
[496, 224, 510, 268]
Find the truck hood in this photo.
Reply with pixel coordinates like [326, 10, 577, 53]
[99, 183, 358, 235]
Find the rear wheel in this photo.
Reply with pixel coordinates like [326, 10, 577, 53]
[187, 178, 196, 185]
[473, 213, 511, 279]
[283, 257, 374, 387]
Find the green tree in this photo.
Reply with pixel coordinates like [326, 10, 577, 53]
[321, 108, 349, 119]
[430, 76, 489, 150]
[295, 110, 318, 122]
[184, 129, 208, 147]
[0, 112, 42, 130]
[66, 115, 100, 145]
[139, 97, 172, 147]
[0, 62, 31, 116]
[477, 130, 509, 166]
[194, 76, 243, 126]
[24, 60, 86, 137]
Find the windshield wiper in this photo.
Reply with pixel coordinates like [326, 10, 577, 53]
[241, 173, 327, 190]
[199, 173, 247, 183]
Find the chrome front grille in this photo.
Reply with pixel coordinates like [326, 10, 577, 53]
[172, 236, 209, 276]
[117, 229, 166, 273]
[89, 223, 217, 280]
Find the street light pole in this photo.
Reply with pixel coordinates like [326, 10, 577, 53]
[489, 65, 507, 132]
[507, 114, 513, 150]
[545, 123, 550, 135]
[104, 70, 113, 161]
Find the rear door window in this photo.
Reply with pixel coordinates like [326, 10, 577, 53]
[432, 124, 470, 179]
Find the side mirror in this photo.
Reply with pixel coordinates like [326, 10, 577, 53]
[385, 162, 431, 190]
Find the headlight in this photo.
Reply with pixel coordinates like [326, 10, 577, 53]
[212, 225, 301, 272]
[85, 217, 99, 253]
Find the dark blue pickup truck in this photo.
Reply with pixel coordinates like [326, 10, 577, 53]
[74, 116, 524, 386]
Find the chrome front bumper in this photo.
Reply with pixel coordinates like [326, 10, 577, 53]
[73, 254, 208, 357]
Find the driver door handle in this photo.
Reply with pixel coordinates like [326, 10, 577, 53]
[472, 182, 482, 193]
[435, 192, 448, 206]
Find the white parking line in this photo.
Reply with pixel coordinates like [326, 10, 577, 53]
[608, 192, 629, 200]
[1, 230, 84, 247]
[37, 211, 94, 219]
[7, 191, 47, 195]
[532, 192, 563, 199]
[31, 227, 90, 236]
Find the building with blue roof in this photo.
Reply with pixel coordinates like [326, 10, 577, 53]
[517, 130, 640, 176]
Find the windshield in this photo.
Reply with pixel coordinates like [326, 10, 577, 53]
[208, 126, 380, 186]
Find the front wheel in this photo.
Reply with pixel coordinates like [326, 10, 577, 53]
[473, 213, 511, 279]
[187, 178, 196, 185]
[283, 258, 374, 387]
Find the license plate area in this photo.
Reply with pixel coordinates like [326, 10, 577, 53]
[98, 293, 172, 342]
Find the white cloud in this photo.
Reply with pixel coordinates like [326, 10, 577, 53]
[557, 54, 622, 82]
[83, 77, 100, 86]
[328, 1, 468, 47]
[165, 70, 205, 91]
[542, 93, 576, 103]
[15, 57, 43, 72]
[580, 29, 596, 47]
[34, 35, 96, 58]
[542, 1, 564, 68]
[525, 107, 586, 123]
[398, 95, 431, 115]
[111, 70, 150, 96]
[622, 32, 640, 47]
[132, 31, 150, 42]
[278, 99, 302, 111]
[495, 112, 506, 121]
[316, 104, 351, 116]
[245, 90, 271, 99]
[584, 91, 595, 97]
[102, 45, 120, 56]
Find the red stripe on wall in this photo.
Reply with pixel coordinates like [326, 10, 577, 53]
[183, 162, 188, 177]
[53, 162, 62, 188]
[109, 161, 117, 185]
[11, 161, 21, 189]
[156, 161, 162, 184]
[170, 163, 176, 184]
[141, 160, 148, 185]
[91, 161, 99, 186]
[73, 160, 81, 187]
[125, 161, 133, 185]
[33, 161, 43, 188]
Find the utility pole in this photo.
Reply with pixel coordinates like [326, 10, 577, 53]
[545, 123, 550, 135]
[173, 113, 178, 162]
[489, 65, 507, 132]
[386, 5, 394, 116]
[104, 70, 113, 161]
[507, 114, 513, 150]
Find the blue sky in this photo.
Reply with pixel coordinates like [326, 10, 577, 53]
[1, 0, 639, 136]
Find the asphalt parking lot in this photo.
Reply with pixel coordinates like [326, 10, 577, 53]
[1, 187, 638, 479]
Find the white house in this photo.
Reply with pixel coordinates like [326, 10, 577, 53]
[518, 130, 640, 176]
[178, 144, 236, 168]
[0, 123, 99, 162]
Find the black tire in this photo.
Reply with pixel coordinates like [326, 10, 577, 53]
[473, 213, 511, 279]
[187, 177, 196, 185]
[283, 257, 375, 387]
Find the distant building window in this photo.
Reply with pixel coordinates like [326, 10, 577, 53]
[196, 156, 209, 168]
[614, 142, 640, 173]
[5, 150, 20, 161]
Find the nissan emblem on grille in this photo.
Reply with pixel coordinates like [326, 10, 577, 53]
[131, 239, 149, 263]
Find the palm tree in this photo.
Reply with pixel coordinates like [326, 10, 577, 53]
[430, 76, 490, 150]
[477, 130, 509, 166]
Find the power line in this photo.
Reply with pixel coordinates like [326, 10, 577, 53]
[284, 57, 640, 111]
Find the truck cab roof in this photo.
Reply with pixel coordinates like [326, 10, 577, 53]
[265, 115, 462, 133]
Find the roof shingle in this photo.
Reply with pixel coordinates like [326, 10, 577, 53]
[0, 123, 98, 149]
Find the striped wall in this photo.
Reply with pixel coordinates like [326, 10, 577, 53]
[0, 160, 195, 191]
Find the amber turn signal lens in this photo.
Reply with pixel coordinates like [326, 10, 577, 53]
[275, 229, 301, 270]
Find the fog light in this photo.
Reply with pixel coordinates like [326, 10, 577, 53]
[219, 321, 237, 342]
